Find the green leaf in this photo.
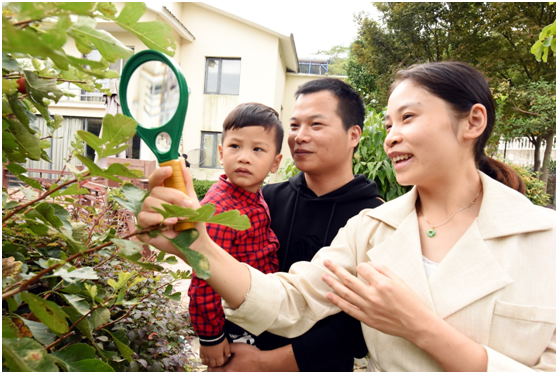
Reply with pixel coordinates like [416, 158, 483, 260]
[113, 183, 148, 215]
[97, 2, 119, 18]
[90, 307, 110, 330]
[23, 70, 64, 104]
[21, 292, 69, 336]
[5, 162, 27, 175]
[19, 317, 57, 345]
[63, 306, 93, 340]
[2, 52, 20, 71]
[5, 117, 41, 161]
[166, 292, 181, 301]
[104, 329, 134, 362]
[50, 183, 89, 198]
[42, 14, 70, 50]
[69, 16, 133, 63]
[76, 114, 137, 159]
[112, 239, 164, 270]
[8, 94, 37, 131]
[2, 337, 59, 372]
[2, 317, 19, 339]
[60, 294, 90, 315]
[2, 78, 18, 95]
[115, 2, 146, 25]
[107, 271, 136, 292]
[105, 162, 144, 178]
[55, 2, 95, 14]
[65, 358, 115, 372]
[75, 154, 122, 182]
[166, 230, 211, 279]
[152, 203, 212, 220]
[207, 210, 251, 231]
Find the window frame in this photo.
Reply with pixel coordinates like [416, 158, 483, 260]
[204, 57, 241, 95]
[199, 131, 223, 169]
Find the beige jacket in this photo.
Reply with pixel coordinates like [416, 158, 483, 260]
[225, 172, 556, 371]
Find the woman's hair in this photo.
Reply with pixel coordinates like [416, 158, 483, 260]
[388, 61, 525, 194]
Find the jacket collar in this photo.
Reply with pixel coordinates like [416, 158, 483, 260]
[366, 171, 552, 239]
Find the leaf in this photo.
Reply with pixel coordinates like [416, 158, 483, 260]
[2, 337, 59, 372]
[21, 292, 69, 336]
[3, 317, 19, 339]
[152, 203, 213, 220]
[105, 162, 144, 178]
[98, 113, 137, 158]
[8, 94, 37, 131]
[2, 257, 23, 278]
[166, 230, 211, 279]
[5, 117, 41, 161]
[2, 52, 20, 71]
[90, 307, 110, 330]
[18, 317, 57, 345]
[111, 238, 164, 271]
[207, 210, 251, 231]
[52, 267, 99, 283]
[166, 292, 181, 302]
[55, 2, 96, 14]
[65, 358, 115, 372]
[75, 154, 122, 182]
[50, 183, 89, 198]
[2, 78, 18, 95]
[60, 294, 90, 315]
[107, 271, 136, 292]
[63, 307, 93, 340]
[104, 329, 134, 362]
[115, 2, 146, 25]
[23, 70, 64, 104]
[69, 16, 133, 63]
[120, 182, 149, 215]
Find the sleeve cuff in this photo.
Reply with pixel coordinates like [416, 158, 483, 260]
[198, 332, 225, 346]
[484, 345, 533, 372]
[223, 264, 282, 336]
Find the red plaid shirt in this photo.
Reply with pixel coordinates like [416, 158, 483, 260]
[188, 175, 279, 344]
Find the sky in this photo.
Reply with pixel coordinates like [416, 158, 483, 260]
[203, 1, 381, 57]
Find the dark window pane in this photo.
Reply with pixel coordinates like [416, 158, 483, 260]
[219, 59, 241, 95]
[205, 59, 220, 94]
[201, 133, 215, 167]
[85, 118, 103, 161]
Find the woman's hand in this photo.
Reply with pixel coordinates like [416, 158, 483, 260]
[321, 260, 433, 343]
[137, 158, 208, 259]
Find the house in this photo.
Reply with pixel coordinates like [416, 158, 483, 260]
[27, 2, 330, 182]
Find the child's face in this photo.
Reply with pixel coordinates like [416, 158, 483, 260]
[219, 126, 282, 193]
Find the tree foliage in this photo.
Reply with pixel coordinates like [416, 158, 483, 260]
[315, 45, 350, 76]
[350, 2, 556, 107]
[2, 2, 248, 371]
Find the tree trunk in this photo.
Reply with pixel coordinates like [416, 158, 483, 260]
[533, 136, 542, 173]
[541, 130, 555, 190]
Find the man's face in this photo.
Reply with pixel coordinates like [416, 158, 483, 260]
[288, 91, 360, 177]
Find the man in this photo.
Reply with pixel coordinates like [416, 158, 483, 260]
[213, 78, 384, 372]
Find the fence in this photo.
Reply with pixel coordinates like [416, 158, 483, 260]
[497, 137, 556, 167]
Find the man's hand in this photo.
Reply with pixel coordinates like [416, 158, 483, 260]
[208, 343, 263, 372]
[200, 339, 231, 367]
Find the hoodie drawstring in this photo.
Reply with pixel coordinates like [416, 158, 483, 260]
[323, 202, 337, 247]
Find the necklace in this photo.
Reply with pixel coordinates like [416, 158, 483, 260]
[420, 187, 482, 238]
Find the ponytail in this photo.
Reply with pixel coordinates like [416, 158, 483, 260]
[477, 154, 525, 194]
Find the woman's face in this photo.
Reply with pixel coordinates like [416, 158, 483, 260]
[384, 80, 466, 187]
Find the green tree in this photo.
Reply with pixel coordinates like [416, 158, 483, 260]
[350, 2, 556, 107]
[315, 45, 350, 76]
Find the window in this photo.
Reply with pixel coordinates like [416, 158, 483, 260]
[204, 58, 241, 95]
[200, 132, 223, 168]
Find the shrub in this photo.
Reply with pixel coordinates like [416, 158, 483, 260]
[192, 180, 217, 200]
[510, 164, 552, 207]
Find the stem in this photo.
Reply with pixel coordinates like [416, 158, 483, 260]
[1, 226, 162, 300]
[93, 253, 117, 269]
[45, 297, 115, 350]
[2, 172, 90, 226]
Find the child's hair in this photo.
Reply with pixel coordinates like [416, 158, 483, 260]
[388, 61, 525, 194]
[222, 103, 284, 154]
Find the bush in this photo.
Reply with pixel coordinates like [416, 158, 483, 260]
[353, 109, 407, 201]
[510, 164, 552, 207]
[193, 179, 217, 200]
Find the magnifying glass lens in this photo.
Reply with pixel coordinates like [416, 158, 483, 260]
[127, 61, 180, 129]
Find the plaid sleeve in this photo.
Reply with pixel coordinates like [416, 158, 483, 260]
[188, 221, 236, 346]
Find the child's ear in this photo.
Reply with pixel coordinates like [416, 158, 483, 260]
[218, 144, 224, 166]
[269, 153, 283, 174]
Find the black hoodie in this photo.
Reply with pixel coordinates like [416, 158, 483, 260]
[258, 172, 384, 372]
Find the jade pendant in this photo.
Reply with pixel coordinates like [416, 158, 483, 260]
[427, 229, 436, 238]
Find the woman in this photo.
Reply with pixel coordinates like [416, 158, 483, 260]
[139, 62, 555, 371]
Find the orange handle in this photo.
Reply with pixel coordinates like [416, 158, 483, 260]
[159, 159, 195, 231]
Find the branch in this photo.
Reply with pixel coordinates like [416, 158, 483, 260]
[45, 296, 115, 350]
[2, 172, 90, 226]
[1, 226, 163, 300]
[512, 107, 541, 117]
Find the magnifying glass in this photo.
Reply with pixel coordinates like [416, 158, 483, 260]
[120, 50, 193, 231]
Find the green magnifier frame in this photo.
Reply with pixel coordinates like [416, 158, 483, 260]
[120, 50, 193, 231]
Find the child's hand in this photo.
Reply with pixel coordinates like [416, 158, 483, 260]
[200, 339, 231, 367]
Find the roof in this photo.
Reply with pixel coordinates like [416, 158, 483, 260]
[194, 2, 299, 73]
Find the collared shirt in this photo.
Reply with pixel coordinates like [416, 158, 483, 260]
[188, 175, 279, 344]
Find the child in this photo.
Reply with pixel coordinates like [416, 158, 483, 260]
[188, 103, 283, 367]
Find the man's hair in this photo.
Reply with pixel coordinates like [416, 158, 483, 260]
[294, 77, 365, 132]
[222, 102, 284, 154]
